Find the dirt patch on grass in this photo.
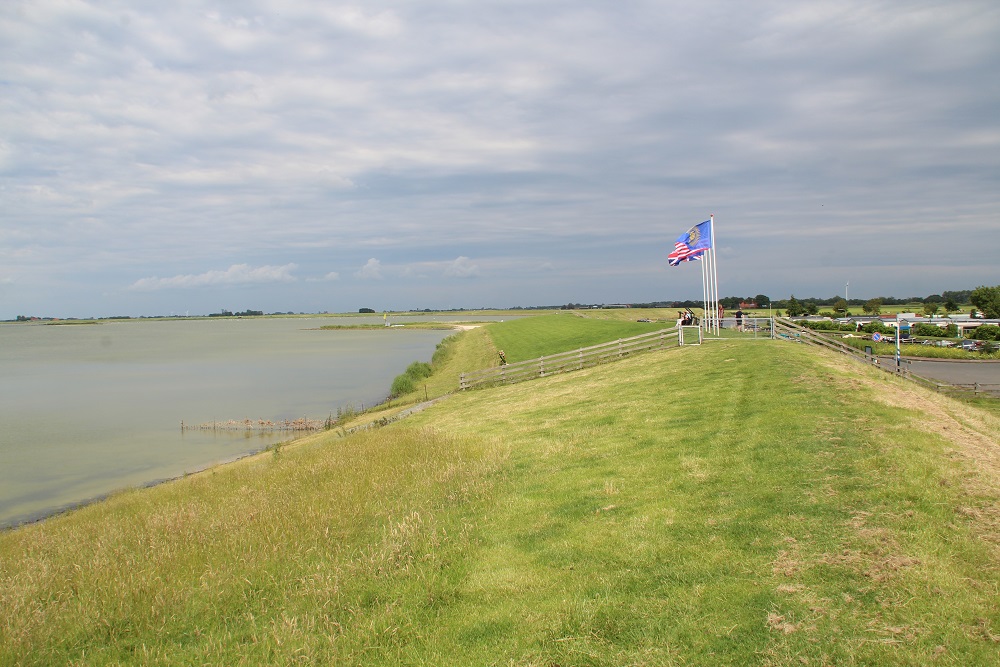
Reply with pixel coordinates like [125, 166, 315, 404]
[813, 357, 1000, 477]
[810, 352, 1000, 551]
[766, 611, 799, 634]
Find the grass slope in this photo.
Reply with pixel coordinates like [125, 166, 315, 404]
[487, 312, 667, 362]
[406, 342, 1000, 665]
[2, 335, 999, 665]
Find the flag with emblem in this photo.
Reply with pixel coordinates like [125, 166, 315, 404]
[667, 219, 712, 266]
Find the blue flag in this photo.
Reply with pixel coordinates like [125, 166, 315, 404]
[668, 219, 712, 266]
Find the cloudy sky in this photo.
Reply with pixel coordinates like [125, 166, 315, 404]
[2, 1, 998, 318]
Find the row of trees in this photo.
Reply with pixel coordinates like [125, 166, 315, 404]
[723, 286, 1000, 319]
[799, 319, 1000, 344]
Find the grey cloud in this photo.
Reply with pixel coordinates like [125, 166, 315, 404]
[130, 263, 298, 290]
[1, 1, 998, 317]
[354, 258, 384, 280]
[443, 256, 481, 279]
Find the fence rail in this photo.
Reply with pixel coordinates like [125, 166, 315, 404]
[460, 326, 680, 390]
[770, 319, 1000, 400]
[773, 317, 913, 377]
[924, 382, 1000, 397]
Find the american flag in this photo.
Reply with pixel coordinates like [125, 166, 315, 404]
[667, 219, 712, 266]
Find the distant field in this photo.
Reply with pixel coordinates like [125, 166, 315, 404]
[2, 320, 998, 665]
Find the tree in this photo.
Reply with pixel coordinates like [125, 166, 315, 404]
[923, 302, 940, 317]
[970, 285, 1000, 318]
[753, 294, 770, 307]
[942, 289, 971, 304]
[971, 324, 1000, 341]
[944, 299, 959, 314]
[720, 296, 742, 309]
[804, 302, 819, 315]
[833, 298, 849, 315]
[863, 298, 883, 315]
[786, 295, 804, 317]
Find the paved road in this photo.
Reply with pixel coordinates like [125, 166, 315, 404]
[894, 358, 1000, 387]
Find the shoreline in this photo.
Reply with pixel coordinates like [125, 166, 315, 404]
[1, 393, 449, 532]
[0, 318, 465, 532]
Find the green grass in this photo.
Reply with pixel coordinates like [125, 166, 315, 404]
[833, 336, 1000, 360]
[406, 343, 1000, 664]
[2, 329, 999, 665]
[378, 313, 674, 408]
[374, 326, 498, 409]
[486, 312, 668, 362]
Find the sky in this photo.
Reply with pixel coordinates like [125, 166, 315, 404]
[2, 1, 998, 319]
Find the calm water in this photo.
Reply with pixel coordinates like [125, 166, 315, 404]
[0, 317, 465, 528]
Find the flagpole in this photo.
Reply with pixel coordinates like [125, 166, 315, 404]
[699, 243, 712, 332]
[709, 214, 719, 335]
[707, 248, 717, 334]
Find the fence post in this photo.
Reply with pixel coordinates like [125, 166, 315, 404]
[460, 373, 466, 390]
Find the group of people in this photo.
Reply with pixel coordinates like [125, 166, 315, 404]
[676, 310, 698, 326]
[679, 308, 747, 331]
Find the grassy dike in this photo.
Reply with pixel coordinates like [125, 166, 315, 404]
[2, 319, 1000, 665]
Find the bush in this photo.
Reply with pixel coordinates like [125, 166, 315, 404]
[803, 320, 842, 331]
[913, 323, 948, 337]
[861, 321, 891, 334]
[405, 361, 433, 379]
[389, 360, 435, 398]
[390, 373, 417, 397]
[820, 321, 854, 332]
[431, 335, 457, 366]
[970, 324, 1000, 341]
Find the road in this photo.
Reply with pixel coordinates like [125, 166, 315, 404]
[895, 358, 1000, 390]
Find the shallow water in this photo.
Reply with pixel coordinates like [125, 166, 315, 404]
[0, 317, 461, 528]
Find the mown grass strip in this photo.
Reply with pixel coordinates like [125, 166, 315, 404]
[402, 341, 1000, 665]
[486, 312, 666, 362]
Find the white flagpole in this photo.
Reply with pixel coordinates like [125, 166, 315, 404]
[707, 248, 717, 334]
[710, 214, 720, 335]
[701, 244, 709, 331]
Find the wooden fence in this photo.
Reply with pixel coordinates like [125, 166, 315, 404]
[459, 326, 680, 391]
[773, 317, 913, 377]
[920, 382, 1000, 397]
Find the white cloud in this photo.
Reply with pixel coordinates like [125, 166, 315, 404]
[444, 256, 480, 278]
[307, 271, 341, 282]
[130, 263, 298, 290]
[354, 258, 383, 280]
